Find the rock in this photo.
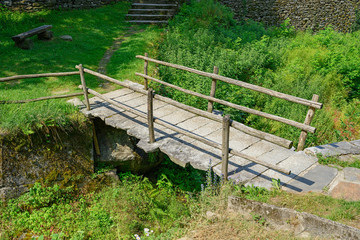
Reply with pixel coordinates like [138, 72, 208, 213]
[38, 30, 53, 40]
[104, 169, 120, 184]
[15, 39, 33, 50]
[206, 211, 219, 221]
[60, 35, 73, 41]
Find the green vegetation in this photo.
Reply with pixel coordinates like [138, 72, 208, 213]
[236, 184, 360, 229]
[154, 0, 360, 147]
[317, 154, 360, 169]
[0, 2, 161, 133]
[1, 160, 359, 239]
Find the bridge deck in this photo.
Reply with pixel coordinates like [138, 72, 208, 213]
[78, 80, 319, 191]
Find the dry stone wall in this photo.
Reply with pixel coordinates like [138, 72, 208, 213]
[0, 0, 121, 11]
[218, 0, 360, 32]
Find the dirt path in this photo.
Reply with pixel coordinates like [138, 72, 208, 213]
[98, 27, 144, 90]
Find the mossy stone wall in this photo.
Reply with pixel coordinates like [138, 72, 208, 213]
[218, 0, 360, 32]
[0, 123, 93, 200]
[0, 0, 120, 11]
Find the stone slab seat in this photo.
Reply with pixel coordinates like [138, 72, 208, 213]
[12, 25, 53, 43]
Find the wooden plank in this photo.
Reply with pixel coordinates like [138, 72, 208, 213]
[79, 67, 293, 148]
[0, 92, 83, 104]
[297, 94, 319, 151]
[136, 73, 316, 133]
[0, 71, 79, 82]
[135, 55, 323, 109]
[12, 25, 52, 42]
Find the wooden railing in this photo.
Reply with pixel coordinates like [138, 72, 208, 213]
[75, 64, 291, 177]
[0, 71, 83, 104]
[135, 54, 322, 152]
[1, 60, 319, 178]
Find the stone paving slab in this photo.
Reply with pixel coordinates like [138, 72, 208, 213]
[213, 155, 268, 183]
[351, 140, 360, 147]
[305, 141, 360, 157]
[160, 109, 196, 125]
[343, 167, 360, 183]
[257, 148, 295, 166]
[103, 88, 134, 99]
[240, 140, 282, 158]
[285, 165, 338, 192]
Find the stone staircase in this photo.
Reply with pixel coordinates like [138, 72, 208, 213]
[126, 0, 179, 24]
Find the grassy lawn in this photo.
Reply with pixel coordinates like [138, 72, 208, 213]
[0, 2, 162, 133]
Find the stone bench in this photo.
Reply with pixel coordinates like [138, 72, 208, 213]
[12, 25, 53, 49]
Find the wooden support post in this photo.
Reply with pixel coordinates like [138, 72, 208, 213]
[207, 66, 219, 113]
[79, 64, 90, 111]
[92, 121, 101, 156]
[148, 88, 155, 143]
[144, 53, 149, 90]
[222, 114, 231, 180]
[297, 94, 319, 151]
[79, 64, 100, 156]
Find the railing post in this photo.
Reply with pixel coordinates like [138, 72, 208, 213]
[79, 64, 90, 111]
[144, 53, 149, 90]
[222, 114, 231, 181]
[297, 94, 319, 151]
[207, 66, 219, 113]
[148, 88, 155, 143]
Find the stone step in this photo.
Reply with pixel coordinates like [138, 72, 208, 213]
[128, 8, 176, 15]
[126, 14, 172, 20]
[131, 3, 178, 9]
[127, 20, 169, 24]
[132, 0, 178, 3]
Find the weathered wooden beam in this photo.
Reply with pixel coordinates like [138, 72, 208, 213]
[297, 94, 319, 151]
[144, 53, 149, 90]
[0, 72, 79, 82]
[79, 64, 90, 111]
[0, 93, 84, 104]
[136, 73, 316, 133]
[207, 66, 219, 113]
[222, 115, 231, 180]
[147, 88, 155, 143]
[136, 55, 323, 109]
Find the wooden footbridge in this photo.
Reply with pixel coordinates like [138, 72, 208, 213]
[0, 55, 323, 189]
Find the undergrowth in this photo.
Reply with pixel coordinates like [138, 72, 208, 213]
[1, 157, 359, 239]
[154, 0, 360, 148]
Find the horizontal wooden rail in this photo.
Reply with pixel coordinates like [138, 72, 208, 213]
[136, 55, 323, 110]
[0, 92, 84, 104]
[0, 71, 79, 82]
[79, 85, 290, 175]
[136, 73, 315, 133]
[79, 66, 293, 148]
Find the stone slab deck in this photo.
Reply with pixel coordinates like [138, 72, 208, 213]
[70, 80, 356, 194]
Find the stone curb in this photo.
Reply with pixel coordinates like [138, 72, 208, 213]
[228, 196, 360, 239]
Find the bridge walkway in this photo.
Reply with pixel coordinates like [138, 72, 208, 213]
[79, 80, 318, 191]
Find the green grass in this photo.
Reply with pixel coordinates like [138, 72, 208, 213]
[317, 154, 360, 169]
[0, 2, 162, 133]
